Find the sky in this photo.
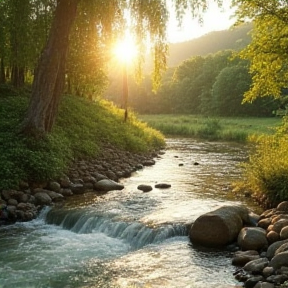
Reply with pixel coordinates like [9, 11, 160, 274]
[167, 0, 235, 43]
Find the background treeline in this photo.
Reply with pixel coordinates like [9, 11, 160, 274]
[0, 0, 108, 97]
[105, 48, 280, 117]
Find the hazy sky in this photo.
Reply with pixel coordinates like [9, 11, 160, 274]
[167, 0, 235, 43]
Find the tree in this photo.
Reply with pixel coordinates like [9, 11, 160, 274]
[21, 0, 223, 136]
[0, 0, 56, 87]
[212, 64, 252, 116]
[21, 0, 80, 135]
[233, 0, 288, 103]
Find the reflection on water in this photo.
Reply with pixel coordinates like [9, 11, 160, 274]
[0, 138, 259, 288]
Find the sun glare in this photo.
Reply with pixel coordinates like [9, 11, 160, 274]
[113, 34, 138, 64]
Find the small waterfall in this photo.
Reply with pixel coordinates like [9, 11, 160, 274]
[45, 208, 188, 249]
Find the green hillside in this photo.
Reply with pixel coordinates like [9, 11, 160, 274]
[168, 23, 252, 67]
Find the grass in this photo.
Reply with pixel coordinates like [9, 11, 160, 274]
[139, 114, 281, 141]
[0, 87, 165, 190]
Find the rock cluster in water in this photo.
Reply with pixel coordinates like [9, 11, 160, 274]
[0, 144, 161, 224]
[232, 201, 288, 288]
[189, 202, 288, 288]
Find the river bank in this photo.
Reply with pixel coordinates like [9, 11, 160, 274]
[0, 143, 162, 225]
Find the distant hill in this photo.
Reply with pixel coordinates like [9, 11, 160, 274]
[167, 23, 252, 67]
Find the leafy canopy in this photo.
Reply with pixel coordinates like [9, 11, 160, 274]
[233, 0, 288, 102]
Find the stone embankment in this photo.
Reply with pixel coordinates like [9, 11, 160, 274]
[0, 144, 162, 224]
[190, 202, 288, 288]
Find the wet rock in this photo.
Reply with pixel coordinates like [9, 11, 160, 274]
[45, 191, 64, 202]
[155, 183, 171, 189]
[258, 218, 272, 229]
[243, 257, 269, 273]
[60, 188, 73, 196]
[267, 231, 280, 244]
[266, 239, 288, 259]
[59, 175, 72, 188]
[237, 227, 268, 251]
[142, 159, 155, 166]
[269, 251, 288, 270]
[253, 282, 275, 288]
[48, 181, 61, 193]
[70, 183, 85, 195]
[190, 205, 249, 247]
[244, 275, 264, 288]
[82, 176, 97, 184]
[280, 226, 288, 240]
[276, 201, 288, 212]
[266, 274, 288, 285]
[6, 205, 17, 220]
[275, 242, 288, 255]
[137, 184, 153, 193]
[34, 192, 52, 206]
[271, 219, 288, 234]
[232, 250, 260, 266]
[94, 179, 124, 192]
[262, 266, 274, 278]
[90, 172, 107, 181]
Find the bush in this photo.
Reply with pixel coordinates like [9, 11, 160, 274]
[238, 130, 288, 204]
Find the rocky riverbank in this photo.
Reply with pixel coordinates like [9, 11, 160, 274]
[232, 201, 288, 288]
[0, 143, 162, 224]
[189, 202, 288, 288]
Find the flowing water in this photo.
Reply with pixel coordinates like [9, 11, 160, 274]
[0, 138, 261, 288]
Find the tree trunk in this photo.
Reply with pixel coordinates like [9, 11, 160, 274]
[11, 65, 24, 88]
[0, 58, 5, 84]
[21, 0, 79, 136]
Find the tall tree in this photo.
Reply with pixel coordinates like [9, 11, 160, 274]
[21, 0, 223, 136]
[22, 0, 80, 135]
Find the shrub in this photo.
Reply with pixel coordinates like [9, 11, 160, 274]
[239, 132, 288, 204]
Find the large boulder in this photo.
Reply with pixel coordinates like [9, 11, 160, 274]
[237, 227, 268, 251]
[189, 205, 249, 247]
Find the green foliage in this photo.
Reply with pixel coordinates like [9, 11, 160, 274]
[239, 131, 288, 204]
[114, 48, 279, 117]
[0, 92, 164, 190]
[234, 1, 288, 102]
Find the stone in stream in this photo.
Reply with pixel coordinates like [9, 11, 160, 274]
[154, 183, 171, 189]
[189, 205, 250, 247]
[237, 227, 268, 251]
[94, 179, 124, 192]
[137, 184, 153, 193]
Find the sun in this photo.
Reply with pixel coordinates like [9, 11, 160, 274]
[113, 33, 138, 64]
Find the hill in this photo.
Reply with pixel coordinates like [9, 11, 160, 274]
[167, 23, 252, 67]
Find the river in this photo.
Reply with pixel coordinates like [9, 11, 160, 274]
[0, 138, 261, 288]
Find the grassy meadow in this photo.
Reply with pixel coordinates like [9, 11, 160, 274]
[139, 114, 281, 141]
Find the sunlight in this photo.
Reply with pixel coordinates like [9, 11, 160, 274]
[113, 33, 138, 64]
